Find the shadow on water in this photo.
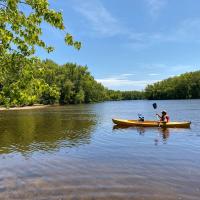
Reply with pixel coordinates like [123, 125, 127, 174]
[0, 106, 97, 155]
[113, 124, 192, 146]
[113, 125, 173, 144]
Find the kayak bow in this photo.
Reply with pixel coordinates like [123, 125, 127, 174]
[112, 119, 191, 128]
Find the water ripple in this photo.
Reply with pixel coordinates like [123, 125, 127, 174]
[0, 100, 200, 199]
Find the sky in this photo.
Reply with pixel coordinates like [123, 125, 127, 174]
[36, 0, 200, 90]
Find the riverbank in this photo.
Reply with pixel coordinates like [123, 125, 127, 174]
[0, 104, 51, 111]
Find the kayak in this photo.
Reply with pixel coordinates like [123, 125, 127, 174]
[112, 119, 191, 128]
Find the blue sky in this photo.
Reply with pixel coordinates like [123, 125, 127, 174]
[36, 0, 200, 90]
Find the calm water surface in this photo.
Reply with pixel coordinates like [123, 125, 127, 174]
[0, 100, 200, 200]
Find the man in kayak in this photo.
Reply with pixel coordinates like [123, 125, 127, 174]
[156, 110, 170, 122]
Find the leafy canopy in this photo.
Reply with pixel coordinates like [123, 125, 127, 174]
[0, 0, 81, 57]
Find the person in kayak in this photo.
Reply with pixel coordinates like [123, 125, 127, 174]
[156, 110, 170, 122]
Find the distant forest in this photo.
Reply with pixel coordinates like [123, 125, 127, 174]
[0, 57, 143, 107]
[0, 56, 199, 107]
[145, 71, 200, 99]
[107, 70, 200, 100]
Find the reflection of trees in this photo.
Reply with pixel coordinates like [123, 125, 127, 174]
[0, 107, 96, 155]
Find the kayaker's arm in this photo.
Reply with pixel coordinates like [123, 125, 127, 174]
[156, 113, 161, 119]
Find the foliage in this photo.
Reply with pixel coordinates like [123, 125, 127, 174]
[0, 58, 106, 106]
[2, 54, 199, 106]
[145, 71, 200, 99]
[0, 0, 84, 107]
[0, 57, 148, 107]
[0, 55, 55, 106]
[121, 91, 145, 100]
[0, 0, 146, 107]
[107, 90, 145, 101]
[0, 0, 81, 58]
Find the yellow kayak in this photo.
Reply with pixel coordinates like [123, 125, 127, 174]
[112, 119, 191, 128]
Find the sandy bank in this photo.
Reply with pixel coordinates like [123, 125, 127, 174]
[0, 104, 52, 111]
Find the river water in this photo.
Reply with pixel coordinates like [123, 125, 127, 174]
[0, 100, 199, 200]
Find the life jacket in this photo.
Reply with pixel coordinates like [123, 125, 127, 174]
[165, 115, 170, 122]
[161, 115, 170, 122]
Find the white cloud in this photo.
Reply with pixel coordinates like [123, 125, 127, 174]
[72, 0, 123, 36]
[145, 0, 167, 17]
[96, 63, 198, 90]
[96, 77, 160, 90]
[120, 73, 136, 77]
[95, 63, 198, 90]
[148, 73, 160, 76]
[128, 18, 200, 49]
[71, 1, 200, 51]
[104, 73, 136, 80]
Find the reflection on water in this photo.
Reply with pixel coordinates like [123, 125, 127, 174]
[113, 125, 171, 144]
[0, 101, 200, 200]
[0, 106, 96, 155]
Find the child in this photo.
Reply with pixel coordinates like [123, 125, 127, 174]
[156, 110, 170, 122]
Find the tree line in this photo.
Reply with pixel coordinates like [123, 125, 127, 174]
[0, 57, 144, 107]
[1, 55, 199, 107]
[145, 71, 200, 99]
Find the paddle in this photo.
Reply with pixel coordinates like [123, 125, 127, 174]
[152, 102, 157, 109]
[152, 102, 160, 121]
[152, 103, 167, 127]
[152, 103, 162, 143]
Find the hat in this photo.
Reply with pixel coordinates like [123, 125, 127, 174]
[162, 110, 167, 114]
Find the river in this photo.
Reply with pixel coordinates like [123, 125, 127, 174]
[0, 100, 199, 200]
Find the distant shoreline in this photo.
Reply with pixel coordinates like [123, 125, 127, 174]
[0, 99, 199, 111]
[0, 104, 51, 111]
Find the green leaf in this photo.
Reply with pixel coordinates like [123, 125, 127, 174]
[74, 41, 81, 50]
[65, 33, 73, 46]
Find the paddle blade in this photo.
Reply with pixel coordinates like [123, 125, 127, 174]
[153, 103, 157, 109]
